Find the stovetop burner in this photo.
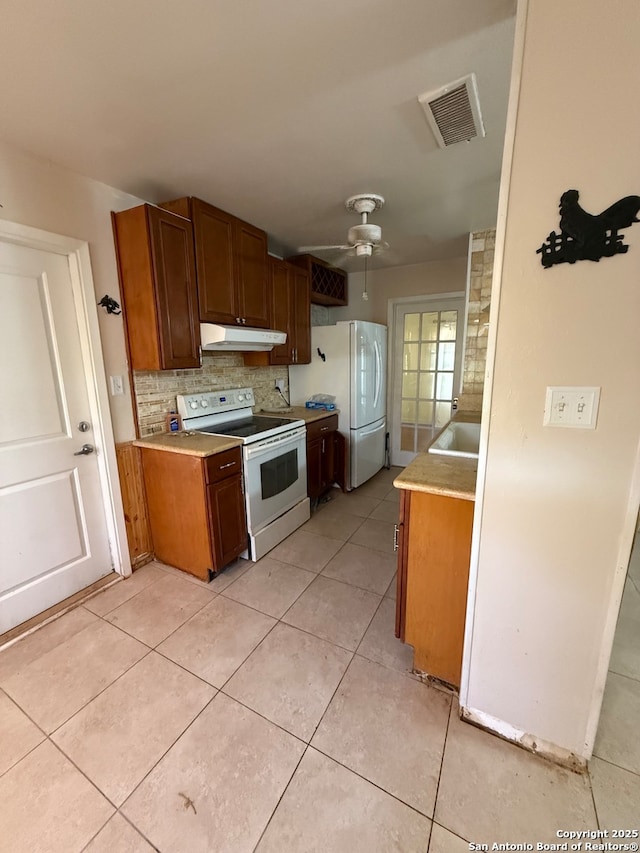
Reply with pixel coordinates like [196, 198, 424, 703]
[177, 387, 305, 445]
[198, 415, 298, 439]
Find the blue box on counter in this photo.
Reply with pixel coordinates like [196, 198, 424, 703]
[305, 401, 336, 410]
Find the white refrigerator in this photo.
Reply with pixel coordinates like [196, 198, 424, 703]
[289, 321, 387, 490]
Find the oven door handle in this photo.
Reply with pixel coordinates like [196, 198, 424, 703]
[243, 427, 307, 460]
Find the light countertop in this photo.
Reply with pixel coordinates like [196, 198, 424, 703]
[393, 411, 480, 501]
[258, 406, 338, 424]
[133, 432, 243, 458]
[132, 407, 337, 457]
[393, 454, 477, 501]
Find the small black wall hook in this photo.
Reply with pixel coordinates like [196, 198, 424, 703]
[317, 347, 326, 362]
[98, 295, 121, 315]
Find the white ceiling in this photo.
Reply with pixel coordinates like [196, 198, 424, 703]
[1, 0, 516, 270]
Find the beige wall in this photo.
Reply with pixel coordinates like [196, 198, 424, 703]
[0, 141, 285, 442]
[330, 257, 467, 325]
[466, 0, 640, 758]
[0, 139, 144, 442]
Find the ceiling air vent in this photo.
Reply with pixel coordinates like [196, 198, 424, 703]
[418, 73, 485, 149]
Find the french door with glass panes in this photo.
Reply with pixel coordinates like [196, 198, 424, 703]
[390, 297, 464, 467]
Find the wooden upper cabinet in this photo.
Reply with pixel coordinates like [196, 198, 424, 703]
[287, 253, 348, 307]
[160, 197, 269, 328]
[192, 199, 238, 324]
[291, 265, 311, 364]
[266, 257, 310, 365]
[112, 204, 200, 370]
[268, 257, 295, 365]
[235, 220, 269, 328]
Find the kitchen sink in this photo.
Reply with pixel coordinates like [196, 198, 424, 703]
[428, 421, 480, 459]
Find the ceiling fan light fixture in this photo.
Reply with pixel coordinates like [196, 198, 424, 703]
[345, 193, 385, 215]
[298, 192, 388, 261]
[349, 222, 381, 247]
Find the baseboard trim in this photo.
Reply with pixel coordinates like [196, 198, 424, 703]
[0, 573, 120, 652]
[460, 705, 587, 773]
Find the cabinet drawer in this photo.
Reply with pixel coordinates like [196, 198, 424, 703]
[205, 448, 243, 484]
[306, 414, 338, 443]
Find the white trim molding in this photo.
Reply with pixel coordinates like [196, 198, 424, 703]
[0, 218, 131, 581]
[460, 705, 587, 772]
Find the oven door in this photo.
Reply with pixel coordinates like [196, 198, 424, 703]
[243, 426, 307, 534]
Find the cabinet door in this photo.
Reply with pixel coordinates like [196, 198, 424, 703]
[235, 220, 269, 328]
[292, 266, 311, 364]
[140, 448, 212, 581]
[191, 199, 238, 324]
[306, 437, 324, 500]
[147, 206, 201, 369]
[395, 489, 410, 641]
[404, 491, 473, 686]
[320, 430, 335, 492]
[333, 431, 347, 493]
[207, 474, 247, 570]
[268, 258, 294, 365]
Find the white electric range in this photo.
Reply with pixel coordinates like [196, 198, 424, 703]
[177, 387, 310, 561]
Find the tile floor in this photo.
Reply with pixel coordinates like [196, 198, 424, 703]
[0, 468, 638, 851]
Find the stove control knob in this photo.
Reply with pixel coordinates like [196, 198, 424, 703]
[190, 401, 199, 410]
[200, 400, 208, 408]
[238, 394, 244, 401]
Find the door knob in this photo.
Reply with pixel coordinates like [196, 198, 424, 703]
[73, 444, 95, 456]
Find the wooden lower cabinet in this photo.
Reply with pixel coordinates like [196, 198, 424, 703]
[140, 446, 246, 581]
[306, 414, 340, 500]
[395, 489, 474, 687]
[115, 442, 153, 569]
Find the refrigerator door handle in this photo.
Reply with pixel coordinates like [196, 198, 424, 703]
[358, 419, 386, 437]
[373, 339, 382, 410]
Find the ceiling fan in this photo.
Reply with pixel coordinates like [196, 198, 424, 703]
[298, 193, 388, 257]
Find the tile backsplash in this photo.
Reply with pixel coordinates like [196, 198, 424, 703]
[459, 228, 495, 412]
[133, 353, 289, 436]
[311, 304, 331, 326]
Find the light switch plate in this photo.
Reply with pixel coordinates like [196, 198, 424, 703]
[543, 386, 600, 429]
[110, 375, 125, 396]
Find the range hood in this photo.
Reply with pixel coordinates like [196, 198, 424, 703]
[200, 323, 287, 352]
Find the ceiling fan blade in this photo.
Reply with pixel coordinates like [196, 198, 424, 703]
[296, 244, 351, 253]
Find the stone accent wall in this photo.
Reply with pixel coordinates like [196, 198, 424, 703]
[311, 304, 331, 326]
[459, 229, 495, 412]
[133, 354, 289, 436]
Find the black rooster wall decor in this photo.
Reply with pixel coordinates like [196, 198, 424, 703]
[97, 294, 122, 315]
[536, 190, 640, 268]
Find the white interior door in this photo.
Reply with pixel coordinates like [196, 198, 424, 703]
[0, 241, 113, 633]
[390, 297, 464, 467]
